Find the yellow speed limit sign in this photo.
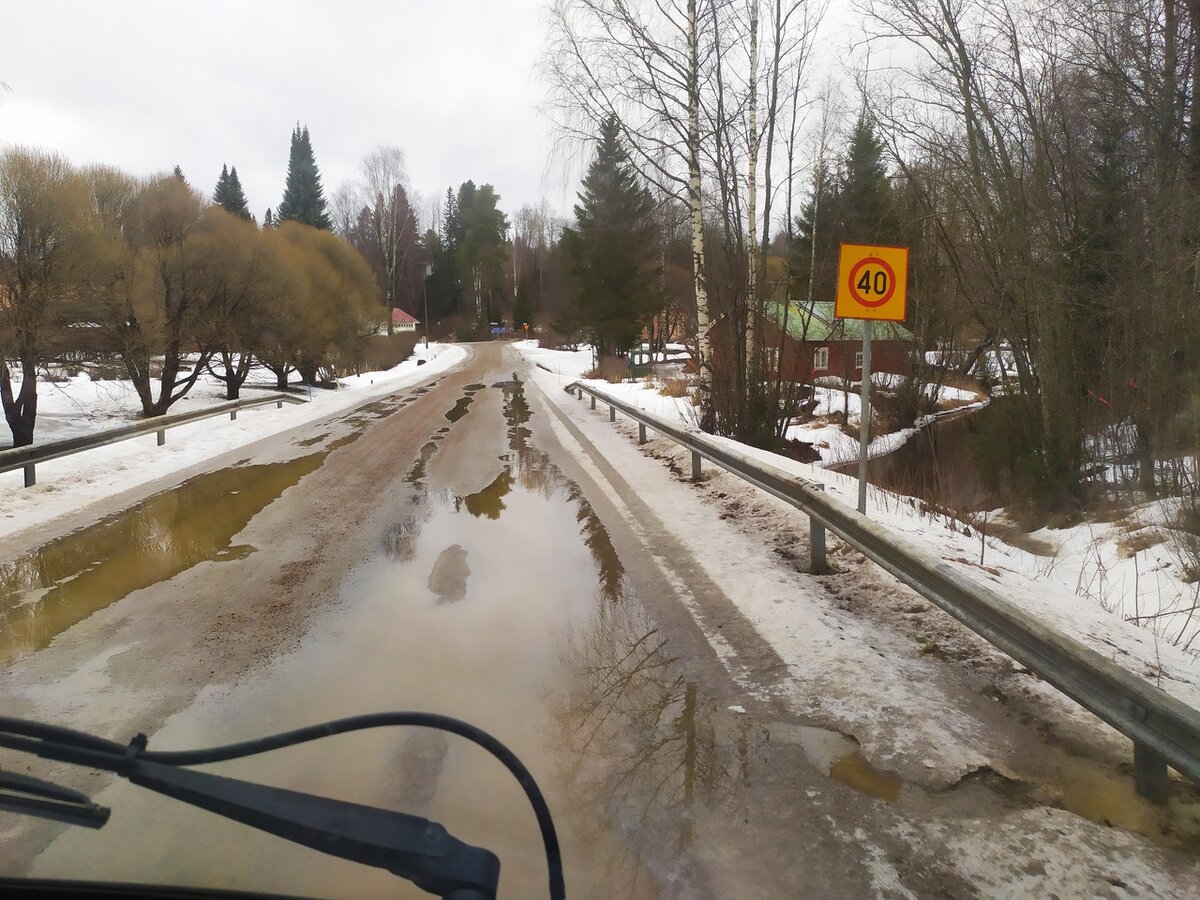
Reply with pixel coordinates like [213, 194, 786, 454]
[834, 243, 909, 322]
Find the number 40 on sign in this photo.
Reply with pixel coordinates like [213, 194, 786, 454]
[834, 243, 909, 323]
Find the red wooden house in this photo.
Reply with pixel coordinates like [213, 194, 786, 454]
[762, 300, 915, 383]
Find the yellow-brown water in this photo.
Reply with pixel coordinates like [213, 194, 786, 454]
[0, 452, 328, 666]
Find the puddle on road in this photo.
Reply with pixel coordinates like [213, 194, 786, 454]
[325, 433, 360, 451]
[0, 452, 328, 666]
[552, 599, 765, 897]
[769, 722, 1199, 850]
[964, 760, 1200, 853]
[428, 544, 470, 604]
[403, 441, 440, 488]
[444, 394, 474, 423]
[461, 471, 513, 520]
[770, 723, 904, 802]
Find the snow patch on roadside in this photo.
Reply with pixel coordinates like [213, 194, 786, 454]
[517, 341, 1199, 650]
[0, 344, 468, 543]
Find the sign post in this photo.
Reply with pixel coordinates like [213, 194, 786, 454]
[834, 243, 909, 515]
[857, 321, 872, 514]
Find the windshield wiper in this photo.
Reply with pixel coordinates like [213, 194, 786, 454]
[0, 769, 110, 828]
[0, 713, 565, 900]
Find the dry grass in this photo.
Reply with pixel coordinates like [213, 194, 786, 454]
[1116, 527, 1167, 558]
[658, 376, 690, 398]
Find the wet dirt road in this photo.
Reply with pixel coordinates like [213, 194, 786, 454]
[3, 343, 1198, 898]
[0, 344, 855, 898]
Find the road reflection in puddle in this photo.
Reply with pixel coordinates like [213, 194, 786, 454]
[0, 452, 328, 666]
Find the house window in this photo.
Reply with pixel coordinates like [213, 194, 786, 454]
[855, 350, 864, 370]
[813, 347, 829, 371]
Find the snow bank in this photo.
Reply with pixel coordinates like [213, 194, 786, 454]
[0, 344, 468, 542]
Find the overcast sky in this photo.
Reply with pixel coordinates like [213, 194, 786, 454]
[1, 0, 575, 225]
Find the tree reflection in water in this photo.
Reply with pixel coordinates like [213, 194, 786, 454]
[553, 599, 762, 897]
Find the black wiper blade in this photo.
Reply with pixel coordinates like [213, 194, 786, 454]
[0, 770, 109, 828]
[128, 759, 500, 897]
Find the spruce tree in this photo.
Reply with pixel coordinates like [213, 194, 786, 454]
[172, 164, 188, 184]
[264, 207, 275, 227]
[560, 116, 659, 355]
[839, 110, 897, 244]
[225, 167, 252, 219]
[212, 164, 231, 208]
[213, 165, 252, 219]
[277, 124, 331, 229]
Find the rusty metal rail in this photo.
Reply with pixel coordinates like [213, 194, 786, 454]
[564, 380, 1200, 803]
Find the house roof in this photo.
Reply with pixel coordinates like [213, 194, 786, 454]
[391, 308, 420, 324]
[763, 300, 915, 342]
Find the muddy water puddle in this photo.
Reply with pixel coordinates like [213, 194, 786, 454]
[0, 452, 328, 665]
[771, 722, 1200, 851]
[444, 394, 474, 423]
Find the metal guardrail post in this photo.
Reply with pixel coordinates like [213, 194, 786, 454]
[157, 430, 165, 446]
[639, 423, 647, 444]
[230, 409, 237, 421]
[277, 399, 284, 409]
[1134, 742, 1169, 803]
[691, 451, 701, 482]
[810, 484, 828, 575]
[609, 405, 616, 422]
[23, 464, 35, 488]
[590, 395, 596, 410]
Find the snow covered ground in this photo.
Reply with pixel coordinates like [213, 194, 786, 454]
[0, 344, 468, 542]
[517, 342, 1200, 655]
[519, 340, 989, 469]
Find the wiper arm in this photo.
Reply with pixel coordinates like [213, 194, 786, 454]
[0, 712, 565, 900]
[0, 769, 110, 828]
[127, 759, 499, 898]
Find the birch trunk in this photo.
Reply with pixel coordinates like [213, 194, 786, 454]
[691, 0, 715, 391]
[689, 0, 714, 394]
[745, 0, 760, 381]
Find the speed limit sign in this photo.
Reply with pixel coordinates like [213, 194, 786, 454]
[835, 243, 909, 322]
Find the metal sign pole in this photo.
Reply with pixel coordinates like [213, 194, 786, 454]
[857, 321, 872, 514]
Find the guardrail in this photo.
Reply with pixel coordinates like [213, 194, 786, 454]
[0, 393, 307, 488]
[564, 381, 1200, 804]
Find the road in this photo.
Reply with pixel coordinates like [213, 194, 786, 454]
[1, 343, 1197, 898]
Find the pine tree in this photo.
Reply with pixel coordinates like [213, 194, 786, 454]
[263, 207, 275, 228]
[277, 124, 331, 229]
[172, 164, 187, 184]
[560, 116, 659, 356]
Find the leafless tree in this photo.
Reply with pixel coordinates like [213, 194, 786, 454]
[0, 148, 90, 445]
